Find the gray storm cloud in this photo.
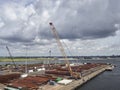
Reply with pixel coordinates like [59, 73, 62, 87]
[38, 0, 120, 40]
[0, 0, 120, 43]
[34, 0, 120, 56]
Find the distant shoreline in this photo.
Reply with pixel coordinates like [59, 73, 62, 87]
[0, 58, 53, 62]
[0, 57, 120, 62]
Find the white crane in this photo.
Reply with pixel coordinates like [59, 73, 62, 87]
[49, 22, 81, 79]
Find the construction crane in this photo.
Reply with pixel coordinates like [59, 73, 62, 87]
[49, 22, 81, 79]
[6, 46, 17, 69]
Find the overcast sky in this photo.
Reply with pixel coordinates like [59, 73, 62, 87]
[0, 0, 120, 56]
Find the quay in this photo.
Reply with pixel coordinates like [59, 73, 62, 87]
[58, 65, 112, 90]
[38, 64, 113, 90]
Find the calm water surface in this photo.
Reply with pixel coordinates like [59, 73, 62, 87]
[77, 59, 120, 90]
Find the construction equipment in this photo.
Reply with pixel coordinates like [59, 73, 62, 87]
[49, 22, 81, 79]
[6, 46, 17, 69]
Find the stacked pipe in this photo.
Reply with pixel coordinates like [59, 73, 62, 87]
[45, 63, 106, 76]
[8, 76, 56, 89]
[0, 73, 21, 83]
[45, 70, 70, 76]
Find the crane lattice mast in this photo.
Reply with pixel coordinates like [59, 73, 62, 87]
[49, 22, 73, 77]
[6, 46, 17, 68]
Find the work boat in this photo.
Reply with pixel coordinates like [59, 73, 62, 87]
[106, 65, 115, 71]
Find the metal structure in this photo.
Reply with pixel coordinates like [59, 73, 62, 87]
[6, 46, 17, 68]
[5, 76, 56, 89]
[49, 22, 80, 79]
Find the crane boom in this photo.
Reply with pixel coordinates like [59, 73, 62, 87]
[49, 22, 73, 77]
[6, 46, 17, 68]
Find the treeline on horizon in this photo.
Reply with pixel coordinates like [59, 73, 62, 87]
[0, 55, 120, 59]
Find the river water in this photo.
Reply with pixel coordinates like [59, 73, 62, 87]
[0, 58, 120, 90]
[77, 59, 120, 90]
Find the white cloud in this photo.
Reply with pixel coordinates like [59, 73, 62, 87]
[0, 22, 4, 28]
[0, 18, 5, 28]
[0, 0, 120, 56]
[4, 6, 17, 21]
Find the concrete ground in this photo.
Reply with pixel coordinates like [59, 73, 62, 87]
[0, 84, 5, 90]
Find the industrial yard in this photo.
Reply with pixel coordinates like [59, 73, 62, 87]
[0, 0, 120, 90]
[0, 61, 114, 90]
